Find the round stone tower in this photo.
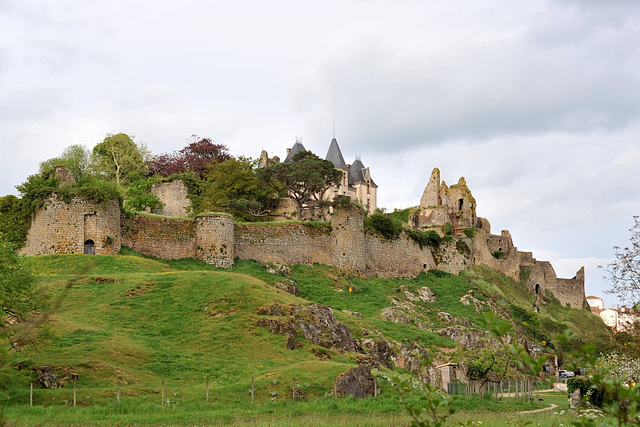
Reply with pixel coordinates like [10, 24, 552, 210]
[195, 213, 235, 268]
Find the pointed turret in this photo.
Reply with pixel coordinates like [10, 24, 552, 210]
[284, 141, 307, 163]
[325, 137, 348, 170]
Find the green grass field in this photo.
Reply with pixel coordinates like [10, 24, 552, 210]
[0, 252, 617, 425]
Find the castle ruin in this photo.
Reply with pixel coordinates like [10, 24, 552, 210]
[20, 166, 586, 308]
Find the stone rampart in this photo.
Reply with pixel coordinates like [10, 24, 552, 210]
[21, 194, 121, 256]
[364, 232, 436, 278]
[121, 214, 195, 259]
[196, 214, 235, 267]
[151, 180, 190, 217]
[234, 223, 332, 266]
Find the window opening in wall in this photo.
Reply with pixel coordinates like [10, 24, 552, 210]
[535, 283, 540, 294]
[423, 264, 427, 269]
[498, 247, 502, 252]
[458, 198, 464, 211]
[84, 239, 95, 255]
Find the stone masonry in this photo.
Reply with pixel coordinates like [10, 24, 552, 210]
[22, 168, 586, 308]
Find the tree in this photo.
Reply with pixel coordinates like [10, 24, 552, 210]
[0, 196, 30, 247]
[258, 151, 342, 219]
[149, 136, 231, 178]
[603, 216, 640, 304]
[38, 144, 91, 182]
[123, 173, 164, 212]
[91, 133, 147, 187]
[201, 158, 279, 220]
[0, 236, 45, 348]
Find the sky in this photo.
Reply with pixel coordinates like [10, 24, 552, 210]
[1, 0, 639, 306]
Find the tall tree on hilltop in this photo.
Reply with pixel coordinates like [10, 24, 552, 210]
[258, 151, 342, 219]
[92, 133, 148, 187]
[149, 136, 231, 178]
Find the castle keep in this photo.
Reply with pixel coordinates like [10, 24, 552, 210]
[20, 166, 586, 308]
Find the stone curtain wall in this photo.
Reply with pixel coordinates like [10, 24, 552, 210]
[121, 214, 196, 259]
[364, 233, 436, 278]
[330, 208, 366, 275]
[234, 223, 332, 266]
[195, 214, 235, 268]
[21, 194, 121, 256]
[22, 196, 585, 308]
[151, 180, 190, 217]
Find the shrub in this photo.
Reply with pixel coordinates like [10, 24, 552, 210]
[492, 250, 505, 259]
[405, 229, 441, 249]
[364, 212, 401, 240]
[463, 228, 477, 238]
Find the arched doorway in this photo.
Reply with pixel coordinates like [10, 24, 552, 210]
[535, 283, 541, 295]
[84, 239, 95, 255]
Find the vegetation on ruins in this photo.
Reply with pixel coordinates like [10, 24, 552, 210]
[38, 144, 92, 182]
[91, 133, 149, 187]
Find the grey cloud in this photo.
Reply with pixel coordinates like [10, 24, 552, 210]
[297, 4, 640, 153]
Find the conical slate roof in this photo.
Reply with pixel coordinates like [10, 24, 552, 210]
[284, 142, 307, 163]
[348, 158, 377, 187]
[325, 138, 348, 170]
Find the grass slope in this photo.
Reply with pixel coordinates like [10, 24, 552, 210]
[0, 252, 617, 424]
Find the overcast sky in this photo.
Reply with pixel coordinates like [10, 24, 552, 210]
[1, 0, 639, 306]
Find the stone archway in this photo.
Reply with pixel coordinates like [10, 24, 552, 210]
[84, 239, 95, 255]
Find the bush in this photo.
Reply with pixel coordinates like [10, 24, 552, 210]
[463, 228, 477, 238]
[364, 212, 401, 240]
[405, 229, 441, 249]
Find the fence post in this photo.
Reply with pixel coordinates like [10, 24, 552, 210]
[162, 379, 165, 407]
[251, 377, 255, 406]
[30, 383, 33, 407]
[73, 381, 77, 408]
[374, 378, 377, 397]
[117, 383, 121, 405]
[292, 377, 296, 401]
[206, 378, 209, 404]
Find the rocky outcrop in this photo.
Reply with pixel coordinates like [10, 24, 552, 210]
[437, 311, 472, 327]
[257, 302, 361, 353]
[437, 326, 489, 349]
[333, 364, 376, 398]
[34, 366, 62, 389]
[361, 338, 395, 369]
[381, 307, 410, 324]
[273, 279, 299, 296]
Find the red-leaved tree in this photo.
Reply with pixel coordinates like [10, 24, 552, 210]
[149, 136, 231, 178]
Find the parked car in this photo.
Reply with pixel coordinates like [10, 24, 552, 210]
[559, 370, 575, 378]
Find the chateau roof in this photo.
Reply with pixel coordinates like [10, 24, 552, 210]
[325, 138, 348, 170]
[284, 142, 307, 163]
[348, 158, 377, 187]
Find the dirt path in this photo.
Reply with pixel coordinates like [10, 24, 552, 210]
[518, 403, 558, 414]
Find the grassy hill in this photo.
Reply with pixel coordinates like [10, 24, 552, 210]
[0, 251, 617, 424]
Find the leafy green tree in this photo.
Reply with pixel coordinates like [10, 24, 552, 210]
[91, 133, 147, 187]
[0, 239, 35, 325]
[124, 173, 164, 212]
[38, 144, 91, 182]
[258, 151, 342, 219]
[202, 158, 277, 219]
[0, 196, 30, 247]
